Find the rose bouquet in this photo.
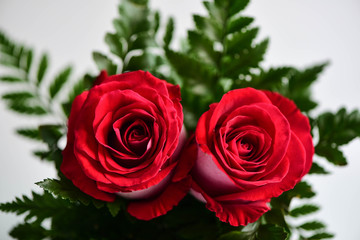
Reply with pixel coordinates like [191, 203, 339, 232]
[1, 0, 359, 239]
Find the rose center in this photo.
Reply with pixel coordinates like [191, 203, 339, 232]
[109, 118, 153, 161]
[237, 138, 254, 156]
[121, 120, 150, 155]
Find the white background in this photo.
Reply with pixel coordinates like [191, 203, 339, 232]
[0, 0, 360, 239]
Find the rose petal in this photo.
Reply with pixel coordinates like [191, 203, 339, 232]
[191, 181, 270, 226]
[127, 177, 191, 220]
[264, 90, 313, 175]
[215, 132, 306, 201]
[61, 91, 115, 201]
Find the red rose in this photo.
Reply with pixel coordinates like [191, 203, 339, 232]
[191, 88, 313, 226]
[61, 70, 190, 220]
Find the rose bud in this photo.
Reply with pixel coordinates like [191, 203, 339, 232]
[191, 88, 313, 226]
[61, 70, 190, 220]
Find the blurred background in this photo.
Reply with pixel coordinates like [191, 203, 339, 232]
[0, 0, 359, 239]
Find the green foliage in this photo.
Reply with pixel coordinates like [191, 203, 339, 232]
[315, 108, 360, 166]
[306, 232, 334, 239]
[163, 17, 175, 48]
[0, 31, 94, 173]
[2, 91, 35, 101]
[49, 66, 72, 99]
[248, 63, 328, 113]
[298, 221, 325, 231]
[36, 178, 97, 206]
[0, 31, 59, 118]
[36, 54, 48, 85]
[61, 73, 96, 117]
[218, 231, 248, 240]
[255, 224, 288, 240]
[93, 52, 117, 75]
[309, 162, 329, 175]
[271, 181, 316, 212]
[10, 223, 49, 240]
[217, 223, 288, 240]
[166, 0, 269, 129]
[289, 204, 319, 218]
[264, 209, 289, 233]
[93, 0, 171, 77]
[0, 191, 70, 224]
[16, 128, 41, 141]
[107, 198, 126, 217]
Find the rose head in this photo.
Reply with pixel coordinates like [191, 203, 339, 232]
[61, 70, 190, 220]
[192, 88, 313, 226]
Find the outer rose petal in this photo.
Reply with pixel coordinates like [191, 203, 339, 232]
[263, 90, 314, 175]
[61, 92, 115, 202]
[62, 149, 115, 202]
[191, 182, 270, 226]
[127, 177, 191, 220]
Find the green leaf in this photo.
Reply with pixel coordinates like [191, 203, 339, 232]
[0, 75, 24, 82]
[113, 18, 130, 38]
[309, 162, 329, 174]
[166, 49, 215, 82]
[256, 224, 288, 240]
[106, 198, 125, 217]
[316, 108, 360, 148]
[315, 144, 347, 166]
[0, 191, 69, 224]
[93, 51, 117, 75]
[130, 32, 157, 50]
[193, 14, 219, 41]
[25, 49, 33, 73]
[33, 150, 51, 159]
[10, 223, 48, 240]
[128, 0, 148, 5]
[226, 27, 259, 54]
[16, 127, 41, 141]
[250, 67, 293, 90]
[163, 17, 174, 48]
[49, 66, 72, 99]
[247, 38, 269, 66]
[223, 38, 269, 78]
[9, 103, 47, 115]
[298, 221, 325, 231]
[125, 51, 160, 72]
[2, 91, 34, 101]
[289, 62, 329, 92]
[32, 148, 62, 170]
[289, 204, 319, 217]
[308, 232, 334, 239]
[228, 0, 251, 16]
[264, 209, 289, 232]
[61, 73, 94, 117]
[36, 178, 93, 206]
[0, 55, 18, 68]
[92, 199, 105, 209]
[105, 33, 124, 57]
[227, 16, 254, 34]
[188, 30, 217, 63]
[39, 124, 62, 146]
[153, 11, 160, 33]
[289, 181, 316, 199]
[217, 231, 248, 240]
[36, 53, 48, 85]
[203, 1, 223, 24]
